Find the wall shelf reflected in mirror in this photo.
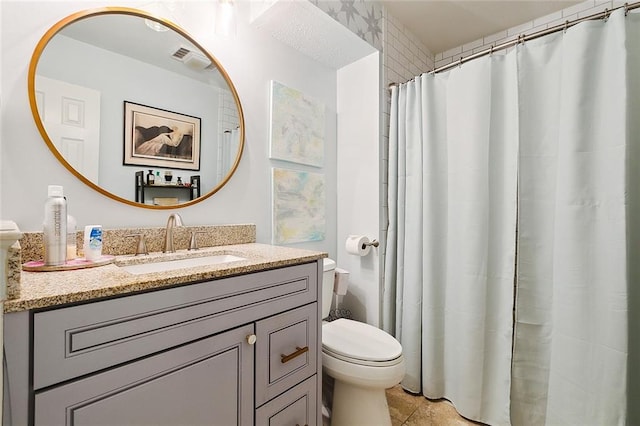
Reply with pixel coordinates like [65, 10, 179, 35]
[28, 7, 244, 209]
[134, 171, 201, 206]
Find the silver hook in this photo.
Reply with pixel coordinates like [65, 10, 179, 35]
[458, 56, 463, 68]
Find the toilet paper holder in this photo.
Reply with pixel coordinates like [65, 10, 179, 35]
[362, 239, 379, 248]
[345, 235, 379, 256]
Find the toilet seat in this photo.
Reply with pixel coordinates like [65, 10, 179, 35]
[323, 347, 403, 367]
[322, 319, 402, 366]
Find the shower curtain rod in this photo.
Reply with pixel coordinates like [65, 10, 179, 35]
[389, 1, 640, 87]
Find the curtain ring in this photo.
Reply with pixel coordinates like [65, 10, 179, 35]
[458, 56, 463, 68]
[489, 45, 494, 56]
[625, 2, 629, 16]
[603, 8, 610, 21]
[563, 20, 569, 33]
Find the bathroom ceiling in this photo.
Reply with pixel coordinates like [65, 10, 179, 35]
[381, 0, 582, 54]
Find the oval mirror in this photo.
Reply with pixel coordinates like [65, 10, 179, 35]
[28, 7, 245, 209]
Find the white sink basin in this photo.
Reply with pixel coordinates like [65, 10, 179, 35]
[119, 254, 246, 275]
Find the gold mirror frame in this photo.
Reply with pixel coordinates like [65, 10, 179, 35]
[28, 7, 245, 209]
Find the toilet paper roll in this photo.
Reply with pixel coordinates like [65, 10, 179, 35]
[345, 235, 371, 256]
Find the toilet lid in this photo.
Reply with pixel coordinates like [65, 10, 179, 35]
[322, 319, 402, 362]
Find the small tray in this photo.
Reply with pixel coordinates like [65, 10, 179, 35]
[22, 255, 115, 272]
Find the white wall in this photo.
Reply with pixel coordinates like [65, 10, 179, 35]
[0, 0, 339, 256]
[336, 51, 380, 326]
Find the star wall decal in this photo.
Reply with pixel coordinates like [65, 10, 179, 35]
[363, 7, 382, 43]
[340, 0, 358, 25]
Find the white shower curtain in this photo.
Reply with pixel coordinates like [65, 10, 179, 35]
[512, 11, 633, 425]
[384, 54, 519, 426]
[217, 128, 240, 182]
[384, 9, 638, 426]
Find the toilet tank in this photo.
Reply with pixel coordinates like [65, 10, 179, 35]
[322, 258, 336, 319]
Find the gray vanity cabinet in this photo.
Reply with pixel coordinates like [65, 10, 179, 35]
[4, 260, 322, 426]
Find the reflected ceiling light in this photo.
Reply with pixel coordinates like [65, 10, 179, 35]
[214, 0, 237, 39]
[143, 1, 174, 32]
[145, 18, 169, 32]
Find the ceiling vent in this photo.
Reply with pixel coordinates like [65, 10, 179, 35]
[171, 46, 213, 71]
[171, 46, 191, 60]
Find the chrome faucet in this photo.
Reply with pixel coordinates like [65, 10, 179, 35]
[163, 213, 184, 253]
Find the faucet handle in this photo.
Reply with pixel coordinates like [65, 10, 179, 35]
[126, 234, 149, 256]
[189, 231, 206, 251]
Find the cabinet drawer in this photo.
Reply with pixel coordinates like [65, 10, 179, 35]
[256, 303, 317, 406]
[256, 375, 317, 426]
[33, 262, 319, 390]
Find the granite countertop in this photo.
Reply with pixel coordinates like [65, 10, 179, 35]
[5, 243, 327, 313]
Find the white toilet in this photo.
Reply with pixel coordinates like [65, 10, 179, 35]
[321, 258, 405, 426]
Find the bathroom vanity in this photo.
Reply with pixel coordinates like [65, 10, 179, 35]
[4, 243, 325, 426]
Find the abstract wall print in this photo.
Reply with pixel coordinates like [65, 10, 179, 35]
[123, 101, 201, 171]
[269, 81, 325, 167]
[272, 168, 325, 244]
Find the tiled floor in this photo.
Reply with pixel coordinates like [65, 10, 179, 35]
[385, 385, 484, 426]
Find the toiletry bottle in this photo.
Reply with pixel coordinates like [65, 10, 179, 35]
[66, 215, 77, 260]
[43, 185, 67, 266]
[84, 225, 103, 261]
[147, 169, 155, 185]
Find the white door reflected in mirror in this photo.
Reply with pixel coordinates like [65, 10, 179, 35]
[36, 76, 101, 182]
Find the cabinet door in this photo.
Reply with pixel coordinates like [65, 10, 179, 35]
[34, 324, 254, 426]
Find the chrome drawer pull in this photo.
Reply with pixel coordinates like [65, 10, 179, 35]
[280, 346, 309, 364]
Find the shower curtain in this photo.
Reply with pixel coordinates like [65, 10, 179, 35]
[384, 9, 639, 426]
[216, 127, 240, 182]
